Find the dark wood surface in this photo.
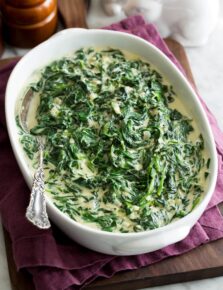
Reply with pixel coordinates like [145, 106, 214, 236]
[1, 39, 223, 290]
[58, 0, 88, 28]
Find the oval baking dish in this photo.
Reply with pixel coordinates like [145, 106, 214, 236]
[5, 28, 218, 255]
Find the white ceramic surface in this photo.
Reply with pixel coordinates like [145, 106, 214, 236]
[5, 28, 218, 256]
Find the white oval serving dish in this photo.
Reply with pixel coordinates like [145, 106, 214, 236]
[5, 28, 218, 255]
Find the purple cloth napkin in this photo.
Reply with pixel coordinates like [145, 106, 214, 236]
[0, 15, 223, 290]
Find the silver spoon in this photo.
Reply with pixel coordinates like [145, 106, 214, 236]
[20, 89, 51, 229]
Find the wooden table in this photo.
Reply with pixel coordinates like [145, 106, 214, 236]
[1, 39, 223, 290]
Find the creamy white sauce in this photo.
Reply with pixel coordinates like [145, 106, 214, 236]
[17, 47, 209, 232]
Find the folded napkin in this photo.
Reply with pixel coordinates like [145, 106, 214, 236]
[1, 15, 223, 290]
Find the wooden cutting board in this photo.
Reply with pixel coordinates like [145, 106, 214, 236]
[1, 39, 223, 290]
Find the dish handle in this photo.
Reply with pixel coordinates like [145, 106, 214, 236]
[50, 28, 87, 40]
[112, 226, 191, 255]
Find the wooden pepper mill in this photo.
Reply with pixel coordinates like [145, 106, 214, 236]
[1, 0, 57, 48]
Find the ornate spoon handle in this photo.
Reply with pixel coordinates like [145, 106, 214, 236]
[25, 143, 50, 229]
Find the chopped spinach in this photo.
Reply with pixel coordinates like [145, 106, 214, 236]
[18, 48, 207, 232]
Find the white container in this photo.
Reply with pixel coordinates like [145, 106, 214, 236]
[5, 29, 218, 255]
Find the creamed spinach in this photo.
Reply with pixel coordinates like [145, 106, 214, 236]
[18, 48, 209, 232]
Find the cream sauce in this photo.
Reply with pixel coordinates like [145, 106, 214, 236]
[17, 47, 209, 232]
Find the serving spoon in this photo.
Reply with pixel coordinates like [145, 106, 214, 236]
[20, 89, 51, 229]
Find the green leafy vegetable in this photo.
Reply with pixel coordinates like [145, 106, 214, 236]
[18, 48, 208, 232]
